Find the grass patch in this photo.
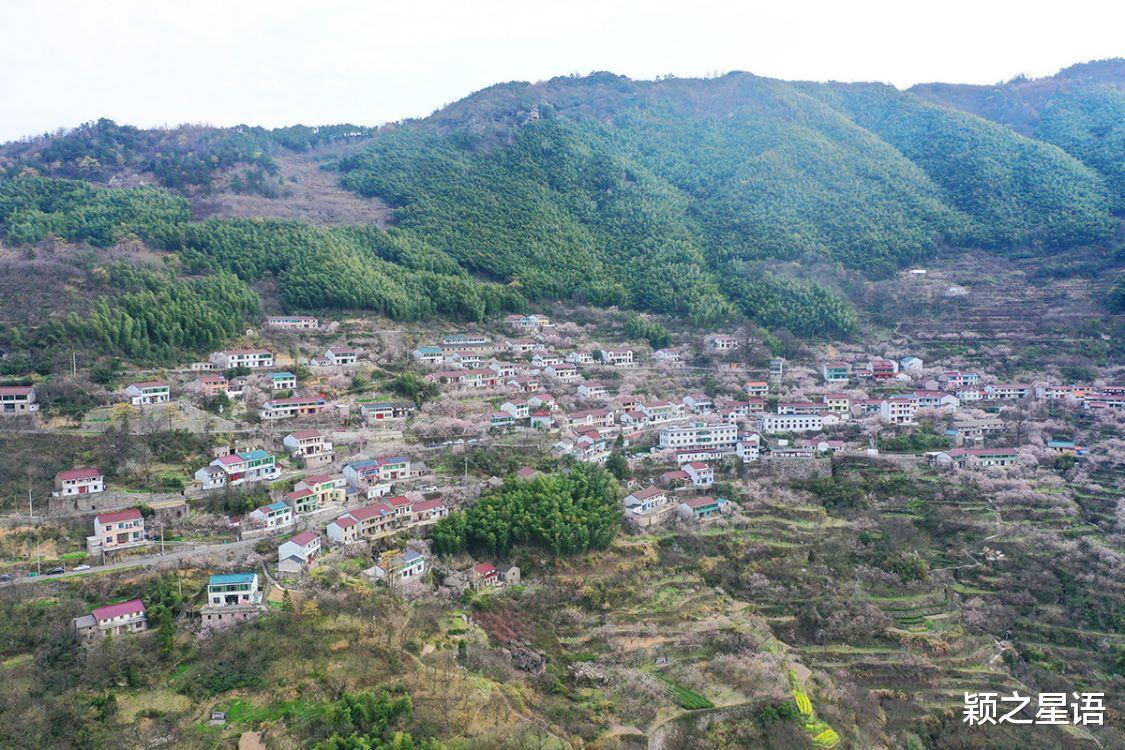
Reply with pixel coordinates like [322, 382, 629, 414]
[656, 675, 714, 710]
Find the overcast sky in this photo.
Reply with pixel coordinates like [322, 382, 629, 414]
[0, 0, 1121, 142]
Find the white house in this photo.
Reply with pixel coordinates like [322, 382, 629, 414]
[757, 413, 823, 434]
[89, 508, 145, 554]
[0, 385, 39, 415]
[53, 467, 105, 497]
[278, 530, 321, 572]
[599, 348, 634, 367]
[325, 347, 359, 366]
[683, 461, 715, 487]
[248, 500, 293, 530]
[124, 381, 171, 405]
[210, 349, 274, 370]
[658, 421, 738, 450]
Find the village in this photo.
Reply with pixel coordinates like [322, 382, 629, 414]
[0, 305, 1119, 650]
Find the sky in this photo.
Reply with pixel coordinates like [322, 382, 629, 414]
[0, 0, 1121, 142]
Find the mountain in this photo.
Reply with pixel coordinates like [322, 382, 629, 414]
[0, 63, 1121, 367]
[910, 58, 1125, 211]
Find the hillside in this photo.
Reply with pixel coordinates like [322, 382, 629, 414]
[910, 59, 1125, 211]
[0, 64, 1121, 370]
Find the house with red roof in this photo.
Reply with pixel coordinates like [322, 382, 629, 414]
[412, 498, 449, 525]
[683, 462, 715, 488]
[326, 501, 395, 544]
[89, 508, 145, 554]
[278, 530, 321, 573]
[73, 598, 147, 641]
[53, 467, 105, 497]
[283, 429, 333, 466]
[0, 384, 39, 415]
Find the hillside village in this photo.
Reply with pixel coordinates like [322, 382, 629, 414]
[1, 290, 1122, 747]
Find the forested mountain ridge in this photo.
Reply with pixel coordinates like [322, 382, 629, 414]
[0, 62, 1120, 367]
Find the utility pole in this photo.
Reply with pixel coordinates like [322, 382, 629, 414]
[71, 352, 77, 377]
[28, 487, 33, 522]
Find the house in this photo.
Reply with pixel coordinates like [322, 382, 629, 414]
[658, 469, 690, 487]
[653, 348, 682, 365]
[53, 467, 105, 497]
[194, 374, 230, 397]
[899, 356, 923, 371]
[344, 456, 411, 495]
[506, 339, 539, 353]
[488, 361, 517, 378]
[658, 421, 738, 449]
[507, 376, 541, 393]
[506, 314, 550, 331]
[912, 390, 960, 410]
[948, 418, 1005, 445]
[266, 315, 318, 330]
[984, 384, 1031, 401]
[708, 335, 740, 351]
[565, 408, 615, 430]
[768, 358, 785, 378]
[956, 388, 984, 402]
[270, 371, 298, 391]
[639, 400, 685, 423]
[277, 530, 321, 573]
[248, 500, 293, 530]
[880, 398, 917, 425]
[578, 382, 608, 399]
[743, 381, 770, 397]
[124, 381, 171, 405]
[822, 393, 851, 414]
[88, 508, 145, 554]
[210, 349, 274, 370]
[1046, 440, 1086, 458]
[441, 333, 490, 350]
[327, 502, 395, 544]
[489, 412, 516, 429]
[361, 401, 415, 423]
[930, 448, 1020, 470]
[545, 363, 580, 381]
[567, 350, 596, 365]
[412, 346, 444, 365]
[0, 385, 39, 415]
[369, 549, 427, 586]
[529, 410, 554, 429]
[428, 368, 500, 388]
[283, 431, 330, 461]
[757, 413, 823, 434]
[683, 462, 715, 488]
[675, 448, 728, 465]
[796, 438, 845, 454]
[533, 353, 564, 367]
[682, 393, 714, 414]
[736, 435, 761, 463]
[571, 431, 610, 463]
[527, 392, 558, 411]
[778, 401, 829, 415]
[194, 450, 279, 490]
[259, 394, 327, 420]
[500, 400, 530, 419]
[412, 498, 449, 525]
[445, 351, 483, 367]
[939, 371, 981, 389]
[292, 473, 347, 510]
[471, 562, 499, 589]
[202, 573, 263, 629]
[283, 429, 333, 465]
[73, 599, 147, 641]
[325, 347, 359, 366]
[623, 486, 676, 526]
[678, 496, 725, 520]
[822, 361, 851, 384]
[599, 348, 634, 367]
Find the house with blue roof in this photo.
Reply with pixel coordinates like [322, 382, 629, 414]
[248, 499, 293, 530]
[203, 572, 265, 630]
